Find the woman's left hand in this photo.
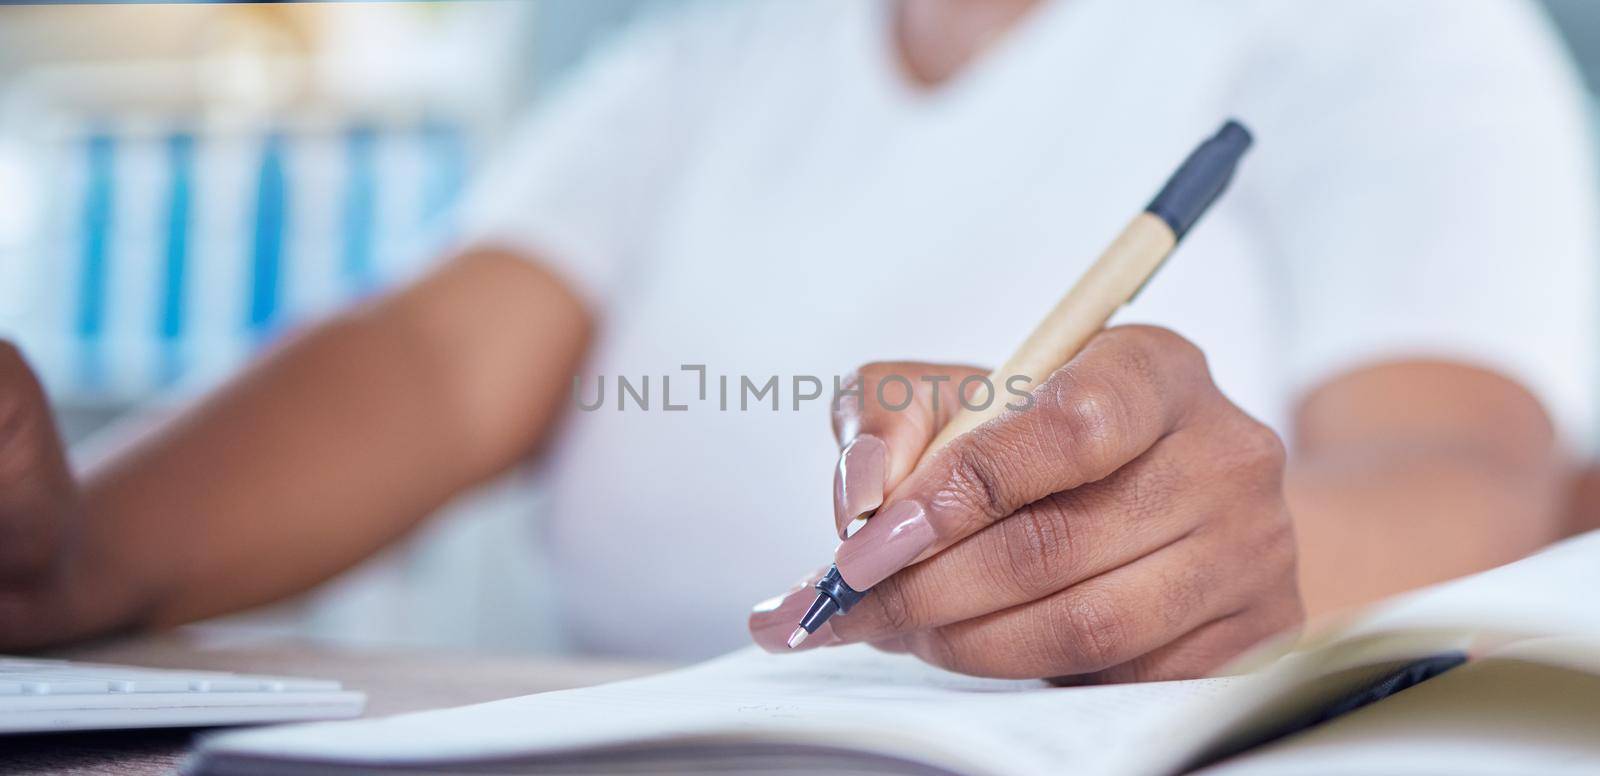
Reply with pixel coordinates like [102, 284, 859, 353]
[749, 325, 1304, 682]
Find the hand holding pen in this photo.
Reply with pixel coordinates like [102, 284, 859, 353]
[749, 121, 1305, 682]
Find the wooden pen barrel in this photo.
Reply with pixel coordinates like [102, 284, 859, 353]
[919, 212, 1178, 462]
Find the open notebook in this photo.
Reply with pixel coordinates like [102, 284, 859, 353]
[187, 531, 1600, 776]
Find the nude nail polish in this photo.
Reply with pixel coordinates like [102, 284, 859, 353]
[834, 500, 936, 590]
[833, 435, 887, 538]
[748, 586, 840, 652]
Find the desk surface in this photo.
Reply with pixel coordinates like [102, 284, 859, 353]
[4, 632, 670, 776]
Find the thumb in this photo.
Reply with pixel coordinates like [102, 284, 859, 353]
[830, 361, 989, 538]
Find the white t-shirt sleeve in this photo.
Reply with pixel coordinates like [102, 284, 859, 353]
[1233, 0, 1598, 448]
[455, 9, 716, 308]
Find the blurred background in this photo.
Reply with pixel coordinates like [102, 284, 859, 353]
[0, 0, 1596, 654]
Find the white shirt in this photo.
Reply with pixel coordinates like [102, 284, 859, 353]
[461, 0, 1598, 659]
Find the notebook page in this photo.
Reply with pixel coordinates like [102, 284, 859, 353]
[1195, 638, 1600, 776]
[194, 644, 1243, 776]
[1347, 528, 1600, 637]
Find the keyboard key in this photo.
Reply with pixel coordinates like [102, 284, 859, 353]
[21, 677, 112, 695]
[263, 678, 343, 692]
[109, 678, 191, 693]
[190, 678, 268, 692]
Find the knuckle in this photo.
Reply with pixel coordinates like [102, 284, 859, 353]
[1159, 563, 1209, 630]
[1216, 506, 1299, 623]
[1215, 416, 1286, 488]
[1114, 334, 1162, 387]
[1120, 453, 1185, 526]
[1159, 327, 1207, 373]
[1053, 587, 1128, 673]
[939, 439, 1014, 522]
[1057, 380, 1120, 443]
[1108, 325, 1211, 392]
[1046, 374, 1124, 483]
[1240, 419, 1287, 471]
[994, 502, 1077, 597]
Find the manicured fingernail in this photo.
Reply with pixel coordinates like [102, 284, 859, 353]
[834, 500, 935, 590]
[748, 586, 840, 652]
[833, 435, 887, 539]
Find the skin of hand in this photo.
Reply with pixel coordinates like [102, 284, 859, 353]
[749, 333, 1571, 680]
[0, 341, 114, 648]
[0, 250, 590, 649]
[752, 325, 1305, 682]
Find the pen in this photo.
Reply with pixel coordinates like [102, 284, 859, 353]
[789, 119, 1254, 648]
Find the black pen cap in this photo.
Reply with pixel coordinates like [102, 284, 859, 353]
[1145, 119, 1253, 241]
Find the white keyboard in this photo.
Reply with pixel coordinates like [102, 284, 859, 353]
[0, 656, 365, 734]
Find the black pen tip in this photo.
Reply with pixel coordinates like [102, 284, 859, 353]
[796, 593, 841, 639]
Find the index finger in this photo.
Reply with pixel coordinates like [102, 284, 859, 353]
[832, 325, 1213, 590]
[830, 362, 988, 537]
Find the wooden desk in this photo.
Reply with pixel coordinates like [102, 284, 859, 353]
[3, 633, 671, 775]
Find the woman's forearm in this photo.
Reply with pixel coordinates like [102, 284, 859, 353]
[1286, 361, 1567, 618]
[1287, 443, 1564, 617]
[70, 251, 590, 631]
